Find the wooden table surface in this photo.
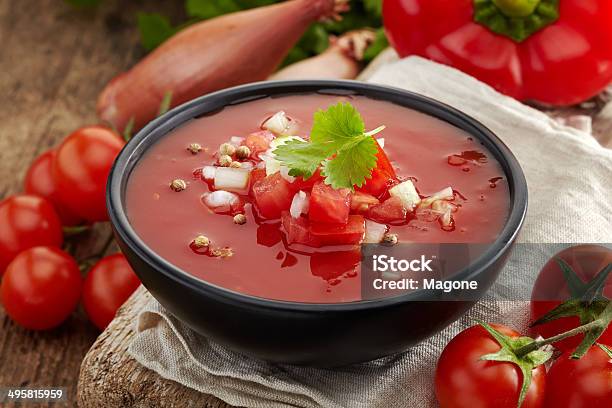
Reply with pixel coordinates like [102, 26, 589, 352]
[0, 1, 184, 406]
[1, 1, 611, 407]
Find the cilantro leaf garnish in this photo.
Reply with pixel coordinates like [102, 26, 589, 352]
[274, 139, 333, 179]
[322, 136, 378, 189]
[273, 102, 384, 189]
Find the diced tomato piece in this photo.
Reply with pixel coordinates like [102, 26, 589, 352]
[249, 168, 267, 195]
[291, 168, 323, 192]
[252, 172, 293, 219]
[281, 212, 320, 247]
[357, 139, 397, 198]
[310, 215, 365, 246]
[367, 196, 407, 223]
[244, 131, 274, 157]
[309, 181, 351, 224]
[350, 191, 380, 213]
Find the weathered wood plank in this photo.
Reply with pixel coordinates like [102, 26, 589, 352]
[77, 287, 230, 408]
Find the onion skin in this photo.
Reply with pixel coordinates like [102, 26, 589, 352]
[270, 29, 375, 81]
[97, 0, 346, 132]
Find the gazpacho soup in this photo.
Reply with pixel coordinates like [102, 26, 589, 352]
[126, 93, 510, 303]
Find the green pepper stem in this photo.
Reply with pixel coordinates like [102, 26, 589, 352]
[492, 0, 541, 17]
[473, 0, 560, 42]
[515, 320, 600, 357]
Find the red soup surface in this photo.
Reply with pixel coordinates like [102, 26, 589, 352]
[126, 94, 510, 303]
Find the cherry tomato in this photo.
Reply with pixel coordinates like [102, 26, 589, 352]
[530, 245, 612, 352]
[52, 126, 125, 223]
[544, 345, 612, 408]
[24, 149, 82, 226]
[1, 247, 81, 330]
[0, 195, 63, 275]
[82, 254, 140, 330]
[435, 324, 546, 408]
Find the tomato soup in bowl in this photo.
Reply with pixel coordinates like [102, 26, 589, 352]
[108, 81, 527, 366]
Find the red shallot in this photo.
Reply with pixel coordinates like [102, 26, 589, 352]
[97, 0, 349, 132]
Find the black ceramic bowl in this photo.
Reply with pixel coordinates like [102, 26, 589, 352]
[107, 80, 527, 367]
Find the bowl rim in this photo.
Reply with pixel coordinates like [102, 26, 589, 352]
[107, 79, 528, 312]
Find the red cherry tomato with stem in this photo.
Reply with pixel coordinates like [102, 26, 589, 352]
[435, 324, 547, 408]
[530, 245, 612, 352]
[0, 195, 63, 275]
[82, 253, 140, 330]
[24, 149, 82, 226]
[1, 247, 82, 330]
[544, 344, 612, 408]
[52, 125, 125, 223]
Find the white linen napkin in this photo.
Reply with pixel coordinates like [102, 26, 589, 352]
[129, 56, 612, 408]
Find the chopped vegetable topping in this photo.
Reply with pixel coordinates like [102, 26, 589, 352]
[214, 167, 250, 193]
[252, 172, 294, 219]
[351, 191, 380, 213]
[274, 102, 384, 190]
[368, 196, 408, 224]
[202, 166, 216, 181]
[364, 220, 387, 244]
[290, 191, 309, 219]
[309, 181, 351, 224]
[389, 180, 421, 210]
[262, 111, 296, 136]
[202, 190, 240, 213]
[419, 187, 454, 208]
[310, 215, 366, 246]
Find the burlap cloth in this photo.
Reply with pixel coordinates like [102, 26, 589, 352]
[129, 55, 612, 408]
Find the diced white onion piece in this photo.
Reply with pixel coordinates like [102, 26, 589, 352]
[203, 190, 239, 212]
[202, 166, 217, 181]
[389, 180, 421, 210]
[377, 138, 385, 148]
[229, 136, 245, 146]
[256, 160, 266, 169]
[290, 191, 309, 218]
[280, 166, 296, 182]
[239, 161, 254, 170]
[432, 200, 453, 227]
[364, 220, 388, 244]
[264, 155, 281, 176]
[214, 167, 250, 193]
[263, 111, 291, 135]
[419, 187, 454, 208]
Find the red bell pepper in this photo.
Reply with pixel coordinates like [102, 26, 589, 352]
[384, 0, 612, 106]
